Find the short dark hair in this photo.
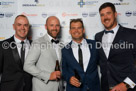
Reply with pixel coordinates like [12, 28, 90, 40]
[70, 18, 84, 29]
[99, 2, 116, 13]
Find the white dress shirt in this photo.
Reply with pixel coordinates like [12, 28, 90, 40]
[102, 24, 119, 58]
[102, 24, 136, 88]
[71, 39, 91, 72]
[14, 36, 30, 59]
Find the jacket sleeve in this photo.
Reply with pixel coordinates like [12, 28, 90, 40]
[0, 41, 3, 90]
[23, 41, 51, 84]
[0, 41, 3, 74]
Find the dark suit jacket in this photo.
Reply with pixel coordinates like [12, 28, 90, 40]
[0, 36, 32, 91]
[62, 39, 100, 91]
[95, 25, 136, 91]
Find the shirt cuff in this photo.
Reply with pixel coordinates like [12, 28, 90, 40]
[124, 77, 136, 88]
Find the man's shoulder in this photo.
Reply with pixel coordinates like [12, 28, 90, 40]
[86, 39, 95, 43]
[0, 36, 14, 46]
[2, 36, 13, 42]
[85, 39, 97, 49]
[32, 35, 48, 43]
[0, 37, 13, 51]
[62, 42, 71, 51]
[119, 26, 136, 37]
[122, 26, 136, 32]
[95, 31, 104, 37]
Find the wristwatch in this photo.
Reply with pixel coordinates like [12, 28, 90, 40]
[123, 82, 130, 89]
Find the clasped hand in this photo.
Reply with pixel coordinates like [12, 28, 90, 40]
[70, 76, 81, 87]
[49, 71, 61, 81]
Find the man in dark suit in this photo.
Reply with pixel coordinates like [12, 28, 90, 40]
[95, 2, 136, 91]
[62, 19, 100, 91]
[0, 15, 32, 91]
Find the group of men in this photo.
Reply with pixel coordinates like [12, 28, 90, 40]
[0, 2, 136, 91]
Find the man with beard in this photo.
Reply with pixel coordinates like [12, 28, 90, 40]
[95, 2, 136, 91]
[62, 19, 100, 91]
[24, 16, 63, 91]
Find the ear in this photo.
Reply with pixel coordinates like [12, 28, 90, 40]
[13, 24, 15, 30]
[83, 28, 85, 33]
[45, 24, 47, 30]
[69, 30, 71, 35]
[115, 12, 117, 18]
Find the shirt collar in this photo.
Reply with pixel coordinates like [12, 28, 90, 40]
[105, 24, 119, 35]
[47, 33, 58, 41]
[14, 35, 27, 43]
[72, 39, 87, 46]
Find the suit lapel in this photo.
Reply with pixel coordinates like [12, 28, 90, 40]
[85, 40, 93, 72]
[68, 42, 84, 72]
[10, 36, 23, 69]
[43, 34, 59, 61]
[96, 31, 108, 60]
[86, 39, 100, 73]
[108, 26, 124, 58]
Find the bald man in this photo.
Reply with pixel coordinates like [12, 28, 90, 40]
[0, 15, 32, 91]
[24, 16, 62, 91]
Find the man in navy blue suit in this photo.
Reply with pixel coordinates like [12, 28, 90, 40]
[62, 19, 100, 91]
[95, 2, 136, 91]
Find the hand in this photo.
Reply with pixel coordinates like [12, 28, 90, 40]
[49, 71, 61, 81]
[70, 76, 81, 87]
[111, 82, 128, 91]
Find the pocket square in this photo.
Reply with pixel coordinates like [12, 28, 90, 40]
[119, 40, 125, 44]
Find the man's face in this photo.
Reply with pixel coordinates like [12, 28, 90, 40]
[45, 17, 60, 39]
[13, 16, 29, 40]
[100, 7, 117, 30]
[70, 22, 85, 42]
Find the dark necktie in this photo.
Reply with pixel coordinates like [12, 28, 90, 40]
[51, 39, 59, 44]
[104, 30, 114, 34]
[78, 44, 84, 70]
[21, 41, 25, 65]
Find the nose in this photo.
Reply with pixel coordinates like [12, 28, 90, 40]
[75, 28, 78, 31]
[104, 14, 108, 19]
[21, 25, 25, 29]
[53, 26, 57, 30]
[74, 28, 79, 33]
